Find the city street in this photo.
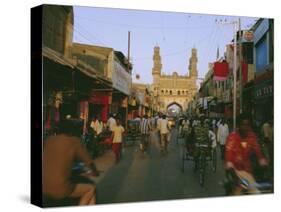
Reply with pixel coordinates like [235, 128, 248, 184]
[37, 6, 274, 207]
[95, 128, 225, 204]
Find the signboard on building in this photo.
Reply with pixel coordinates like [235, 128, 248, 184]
[254, 79, 273, 100]
[254, 19, 269, 44]
[112, 61, 132, 95]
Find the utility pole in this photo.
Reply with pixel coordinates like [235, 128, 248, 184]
[126, 31, 131, 131]
[216, 19, 239, 129]
[238, 18, 243, 114]
[127, 31, 131, 73]
[233, 21, 238, 130]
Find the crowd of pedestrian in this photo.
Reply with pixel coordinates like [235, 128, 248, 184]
[42, 110, 273, 205]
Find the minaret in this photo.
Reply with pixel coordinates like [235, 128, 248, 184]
[152, 46, 162, 84]
[152, 46, 162, 98]
[188, 48, 198, 78]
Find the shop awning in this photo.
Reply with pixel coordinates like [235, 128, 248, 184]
[43, 47, 75, 69]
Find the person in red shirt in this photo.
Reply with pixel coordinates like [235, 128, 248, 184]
[225, 114, 267, 174]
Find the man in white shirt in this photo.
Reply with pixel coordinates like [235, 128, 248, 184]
[159, 114, 170, 155]
[107, 113, 116, 132]
[208, 125, 217, 149]
[112, 118, 125, 163]
[90, 116, 103, 136]
[217, 119, 229, 160]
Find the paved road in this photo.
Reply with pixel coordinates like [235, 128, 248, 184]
[96, 128, 226, 204]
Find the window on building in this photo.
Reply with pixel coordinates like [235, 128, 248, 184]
[170, 90, 172, 95]
[178, 90, 180, 95]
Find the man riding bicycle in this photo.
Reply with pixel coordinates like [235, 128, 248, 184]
[193, 115, 211, 168]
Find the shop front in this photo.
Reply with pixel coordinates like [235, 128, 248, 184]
[128, 95, 139, 120]
[43, 55, 75, 132]
[252, 78, 273, 130]
[88, 91, 111, 123]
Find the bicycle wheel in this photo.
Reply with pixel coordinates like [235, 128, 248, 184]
[212, 147, 217, 172]
[199, 151, 206, 187]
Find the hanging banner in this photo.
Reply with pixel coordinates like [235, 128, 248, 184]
[242, 62, 248, 85]
[89, 92, 109, 105]
[203, 98, 208, 110]
[248, 64, 255, 82]
[213, 62, 229, 81]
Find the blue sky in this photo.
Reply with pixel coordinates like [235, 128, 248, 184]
[73, 6, 258, 84]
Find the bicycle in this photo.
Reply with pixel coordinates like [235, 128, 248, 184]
[194, 142, 216, 187]
[195, 143, 208, 186]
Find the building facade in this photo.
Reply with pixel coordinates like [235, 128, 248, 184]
[151, 46, 198, 113]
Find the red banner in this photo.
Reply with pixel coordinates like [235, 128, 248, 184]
[214, 62, 229, 81]
[89, 93, 109, 105]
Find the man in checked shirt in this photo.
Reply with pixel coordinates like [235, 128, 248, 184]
[140, 114, 152, 154]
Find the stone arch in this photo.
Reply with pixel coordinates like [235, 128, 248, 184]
[166, 101, 183, 113]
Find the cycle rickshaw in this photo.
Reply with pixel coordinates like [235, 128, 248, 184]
[181, 136, 217, 187]
[125, 119, 141, 146]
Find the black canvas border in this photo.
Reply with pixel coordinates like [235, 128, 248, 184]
[31, 5, 43, 208]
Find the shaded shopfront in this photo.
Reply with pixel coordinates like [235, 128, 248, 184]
[43, 55, 75, 131]
[252, 77, 273, 129]
[242, 71, 273, 132]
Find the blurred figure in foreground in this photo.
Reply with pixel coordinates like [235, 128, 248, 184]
[224, 114, 268, 195]
[43, 118, 99, 205]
